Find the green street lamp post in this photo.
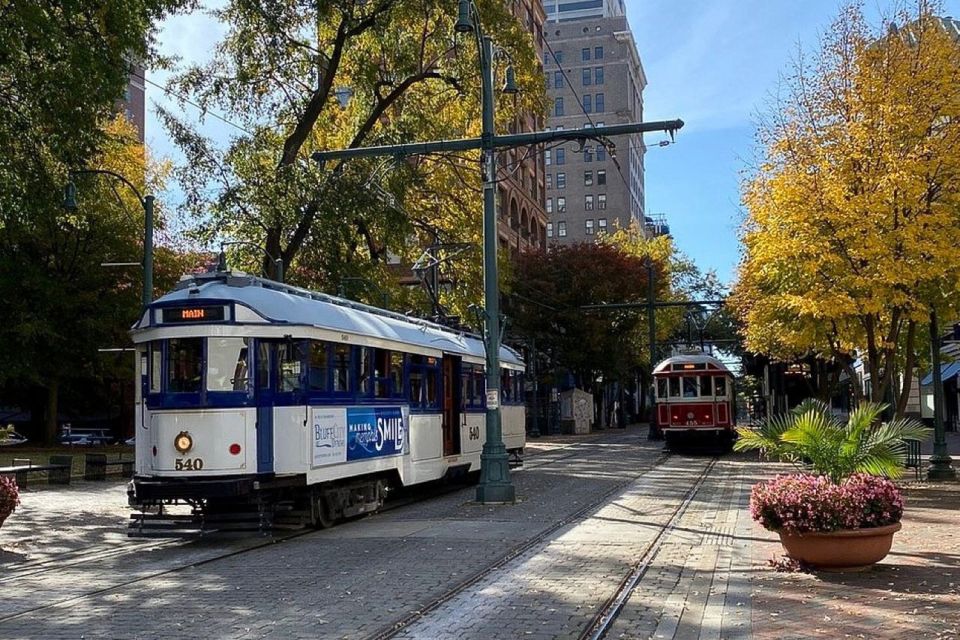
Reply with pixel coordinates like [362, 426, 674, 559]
[313, 0, 684, 503]
[63, 170, 154, 308]
[928, 309, 956, 480]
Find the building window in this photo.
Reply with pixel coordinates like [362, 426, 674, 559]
[545, 149, 552, 165]
[581, 48, 590, 61]
[585, 195, 594, 211]
[584, 148, 593, 162]
[598, 218, 607, 232]
[595, 67, 604, 84]
[554, 97, 564, 116]
[558, 221, 567, 237]
[545, 72, 551, 90]
[546, 173, 553, 189]
[557, 197, 566, 213]
[597, 169, 606, 185]
[582, 68, 591, 86]
[585, 219, 594, 235]
[546, 197, 553, 213]
[554, 71, 564, 89]
[598, 194, 607, 210]
[555, 51, 564, 64]
[583, 94, 591, 113]
[547, 222, 554, 237]
[596, 146, 606, 161]
[556, 172, 566, 188]
[556, 148, 566, 165]
[595, 93, 604, 113]
[584, 171, 593, 186]
[595, 46, 604, 59]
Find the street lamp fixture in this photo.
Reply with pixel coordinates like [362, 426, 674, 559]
[62, 169, 155, 309]
[455, 0, 474, 33]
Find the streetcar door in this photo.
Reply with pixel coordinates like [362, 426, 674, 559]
[254, 340, 275, 473]
[442, 356, 462, 456]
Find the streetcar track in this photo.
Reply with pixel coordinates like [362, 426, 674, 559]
[581, 456, 719, 640]
[0, 430, 657, 627]
[364, 446, 671, 640]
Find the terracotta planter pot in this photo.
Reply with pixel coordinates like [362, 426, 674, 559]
[778, 522, 902, 568]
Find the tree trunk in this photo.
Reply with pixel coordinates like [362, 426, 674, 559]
[895, 319, 917, 418]
[44, 379, 59, 445]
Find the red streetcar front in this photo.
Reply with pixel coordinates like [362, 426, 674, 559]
[652, 353, 736, 449]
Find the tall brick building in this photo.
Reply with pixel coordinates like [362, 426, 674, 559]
[496, 0, 549, 256]
[544, 10, 646, 244]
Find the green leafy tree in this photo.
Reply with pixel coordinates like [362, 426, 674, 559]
[161, 0, 547, 317]
[735, 399, 931, 482]
[0, 1, 190, 442]
[505, 242, 654, 389]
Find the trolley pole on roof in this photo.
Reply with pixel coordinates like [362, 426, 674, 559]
[312, 0, 683, 504]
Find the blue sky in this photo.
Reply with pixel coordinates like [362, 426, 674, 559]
[147, 1, 960, 285]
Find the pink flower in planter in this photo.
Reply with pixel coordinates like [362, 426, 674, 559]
[750, 473, 902, 534]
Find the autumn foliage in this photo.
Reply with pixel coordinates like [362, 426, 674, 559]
[732, 1, 960, 413]
[507, 242, 654, 387]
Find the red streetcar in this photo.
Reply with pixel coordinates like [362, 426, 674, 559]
[653, 353, 736, 449]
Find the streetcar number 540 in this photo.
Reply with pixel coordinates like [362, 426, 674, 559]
[175, 458, 204, 471]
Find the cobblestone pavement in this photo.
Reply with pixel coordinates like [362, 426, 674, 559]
[1, 428, 958, 640]
[0, 427, 666, 640]
[749, 476, 960, 640]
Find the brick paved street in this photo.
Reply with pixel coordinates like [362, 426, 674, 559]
[0, 427, 958, 640]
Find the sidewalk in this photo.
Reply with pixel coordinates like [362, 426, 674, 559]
[748, 474, 960, 640]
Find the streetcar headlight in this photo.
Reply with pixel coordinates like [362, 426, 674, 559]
[174, 431, 193, 454]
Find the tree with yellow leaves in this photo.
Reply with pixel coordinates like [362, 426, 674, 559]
[733, 1, 960, 416]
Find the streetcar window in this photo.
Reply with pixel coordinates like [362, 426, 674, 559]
[682, 377, 698, 398]
[308, 341, 329, 392]
[371, 349, 392, 398]
[390, 352, 405, 398]
[715, 376, 727, 398]
[256, 341, 270, 390]
[167, 338, 203, 393]
[207, 337, 249, 391]
[699, 375, 712, 397]
[149, 343, 162, 393]
[656, 379, 667, 399]
[500, 369, 511, 404]
[425, 366, 439, 407]
[668, 377, 681, 398]
[358, 347, 372, 396]
[332, 344, 351, 392]
[409, 366, 424, 406]
[409, 355, 441, 410]
[278, 341, 304, 392]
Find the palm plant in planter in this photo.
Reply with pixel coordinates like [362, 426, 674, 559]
[0, 475, 20, 527]
[735, 400, 930, 568]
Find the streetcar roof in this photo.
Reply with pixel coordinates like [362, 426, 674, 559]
[653, 353, 731, 375]
[131, 271, 524, 368]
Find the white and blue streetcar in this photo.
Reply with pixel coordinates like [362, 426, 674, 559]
[128, 270, 525, 533]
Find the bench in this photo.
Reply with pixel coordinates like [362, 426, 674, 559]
[84, 453, 134, 481]
[0, 456, 72, 488]
[904, 439, 922, 480]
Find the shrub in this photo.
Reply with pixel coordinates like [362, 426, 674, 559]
[0, 475, 19, 520]
[735, 400, 930, 482]
[750, 472, 903, 534]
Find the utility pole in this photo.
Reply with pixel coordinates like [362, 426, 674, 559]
[313, 1, 684, 503]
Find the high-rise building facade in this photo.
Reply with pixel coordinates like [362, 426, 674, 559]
[543, 12, 645, 244]
[544, 0, 624, 23]
[119, 63, 146, 142]
[496, 0, 549, 256]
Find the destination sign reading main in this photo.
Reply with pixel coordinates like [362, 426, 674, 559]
[161, 306, 226, 324]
